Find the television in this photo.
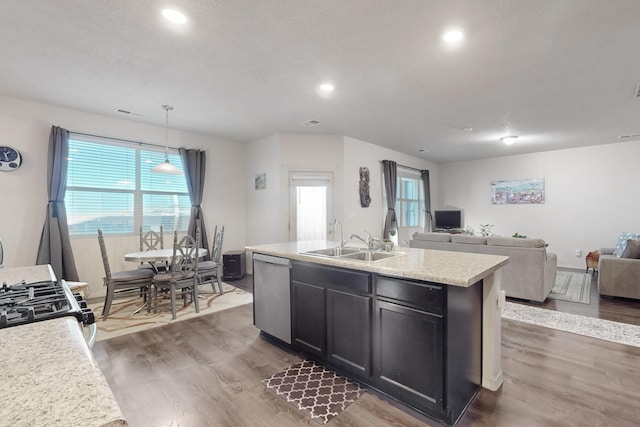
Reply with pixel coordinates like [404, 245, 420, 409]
[433, 210, 462, 230]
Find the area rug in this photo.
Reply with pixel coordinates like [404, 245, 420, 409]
[502, 302, 640, 348]
[90, 283, 253, 341]
[548, 270, 591, 304]
[263, 359, 365, 424]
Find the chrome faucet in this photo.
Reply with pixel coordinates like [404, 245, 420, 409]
[350, 229, 375, 250]
[332, 219, 347, 248]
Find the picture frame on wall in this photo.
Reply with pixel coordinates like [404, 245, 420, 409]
[490, 178, 545, 204]
[255, 173, 266, 190]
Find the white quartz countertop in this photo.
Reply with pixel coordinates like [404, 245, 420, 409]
[245, 241, 508, 287]
[0, 265, 127, 427]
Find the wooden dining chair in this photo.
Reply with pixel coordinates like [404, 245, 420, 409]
[198, 225, 225, 294]
[139, 226, 165, 272]
[98, 229, 154, 321]
[151, 230, 200, 320]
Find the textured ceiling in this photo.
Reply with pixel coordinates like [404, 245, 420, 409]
[1, 0, 639, 163]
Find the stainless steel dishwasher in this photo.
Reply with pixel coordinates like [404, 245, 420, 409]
[253, 253, 291, 344]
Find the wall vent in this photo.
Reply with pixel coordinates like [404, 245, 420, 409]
[115, 108, 145, 118]
[302, 119, 321, 126]
[618, 133, 640, 139]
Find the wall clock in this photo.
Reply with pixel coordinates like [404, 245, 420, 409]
[0, 146, 22, 171]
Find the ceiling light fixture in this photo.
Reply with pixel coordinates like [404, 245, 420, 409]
[443, 29, 464, 43]
[501, 135, 518, 146]
[162, 8, 187, 24]
[151, 105, 182, 175]
[319, 83, 335, 92]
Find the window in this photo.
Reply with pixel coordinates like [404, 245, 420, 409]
[382, 167, 425, 245]
[65, 135, 190, 235]
[395, 170, 424, 230]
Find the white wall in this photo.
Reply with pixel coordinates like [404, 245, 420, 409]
[440, 140, 640, 268]
[0, 95, 245, 298]
[245, 134, 281, 245]
[343, 137, 440, 245]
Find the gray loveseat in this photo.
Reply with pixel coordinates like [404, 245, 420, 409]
[410, 233, 557, 302]
[598, 247, 640, 300]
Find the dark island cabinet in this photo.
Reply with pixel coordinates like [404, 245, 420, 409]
[287, 262, 482, 426]
[374, 299, 444, 414]
[291, 281, 326, 357]
[326, 288, 372, 377]
[291, 261, 372, 378]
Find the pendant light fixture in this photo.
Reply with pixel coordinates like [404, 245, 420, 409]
[151, 105, 182, 175]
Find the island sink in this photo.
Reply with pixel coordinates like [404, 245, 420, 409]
[304, 247, 361, 257]
[341, 251, 401, 261]
[303, 247, 404, 262]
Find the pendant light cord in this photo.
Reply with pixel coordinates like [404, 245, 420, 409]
[162, 104, 174, 160]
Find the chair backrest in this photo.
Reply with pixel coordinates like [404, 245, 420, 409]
[169, 229, 200, 275]
[212, 225, 225, 263]
[140, 226, 163, 251]
[97, 229, 112, 280]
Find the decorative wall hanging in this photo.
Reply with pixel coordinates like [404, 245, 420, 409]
[255, 173, 266, 190]
[359, 167, 371, 207]
[491, 178, 545, 204]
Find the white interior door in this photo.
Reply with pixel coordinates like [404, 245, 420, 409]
[289, 172, 334, 242]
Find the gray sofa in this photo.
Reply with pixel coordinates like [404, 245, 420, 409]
[598, 247, 640, 300]
[410, 233, 557, 302]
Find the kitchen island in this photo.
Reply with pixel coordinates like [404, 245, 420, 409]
[246, 241, 508, 426]
[0, 265, 127, 427]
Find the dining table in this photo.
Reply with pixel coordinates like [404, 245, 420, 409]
[124, 247, 209, 272]
[123, 247, 209, 315]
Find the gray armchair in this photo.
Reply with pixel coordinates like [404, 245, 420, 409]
[598, 247, 640, 300]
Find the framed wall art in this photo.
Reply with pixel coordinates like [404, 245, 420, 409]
[255, 173, 266, 190]
[490, 178, 545, 204]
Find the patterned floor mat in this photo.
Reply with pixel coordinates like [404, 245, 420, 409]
[263, 359, 365, 424]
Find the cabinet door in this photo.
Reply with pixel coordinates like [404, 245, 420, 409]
[326, 289, 372, 377]
[374, 299, 444, 413]
[291, 281, 326, 357]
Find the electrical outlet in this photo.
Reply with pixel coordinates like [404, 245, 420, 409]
[575, 249, 581, 257]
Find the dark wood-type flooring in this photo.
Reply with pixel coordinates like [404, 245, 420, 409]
[93, 271, 640, 426]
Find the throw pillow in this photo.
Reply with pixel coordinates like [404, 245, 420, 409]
[620, 239, 640, 259]
[614, 232, 640, 257]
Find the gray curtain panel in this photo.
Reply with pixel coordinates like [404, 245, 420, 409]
[180, 148, 210, 261]
[382, 160, 398, 240]
[421, 169, 432, 232]
[36, 126, 79, 281]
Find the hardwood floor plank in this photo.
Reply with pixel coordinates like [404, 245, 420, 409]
[94, 276, 640, 427]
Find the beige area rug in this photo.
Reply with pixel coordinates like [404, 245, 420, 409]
[90, 283, 253, 341]
[548, 270, 591, 304]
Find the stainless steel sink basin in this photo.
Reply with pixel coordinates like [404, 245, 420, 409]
[303, 247, 362, 257]
[340, 251, 403, 262]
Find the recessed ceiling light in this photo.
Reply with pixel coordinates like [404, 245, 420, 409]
[501, 136, 518, 145]
[443, 29, 464, 43]
[162, 8, 187, 24]
[319, 83, 335, 92]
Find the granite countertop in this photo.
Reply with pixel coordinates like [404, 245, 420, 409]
[245, 240, 509, 287]
[0, 318, 126, 427]
[0, 265, 126, 427]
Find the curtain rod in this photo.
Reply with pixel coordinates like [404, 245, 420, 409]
[379, 160, 425, 173]
[68, 131, 180, 151]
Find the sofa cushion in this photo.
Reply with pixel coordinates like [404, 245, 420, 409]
[486, 236, 547, 248]
[620, 239, 640, 259]
[412, 232, 451, 242]
[451, 235, 487, 245]
[614, 232, 640, 257]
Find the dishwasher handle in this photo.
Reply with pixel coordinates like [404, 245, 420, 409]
[253, 253, 291, 267]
